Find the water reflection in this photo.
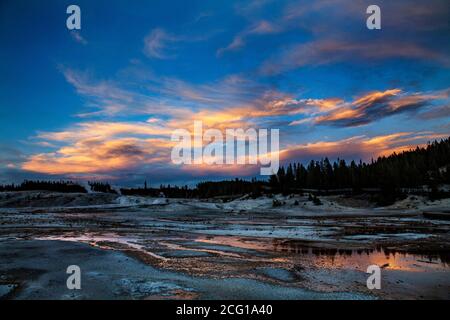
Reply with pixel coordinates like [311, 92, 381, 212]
[273, 240, 450, 272]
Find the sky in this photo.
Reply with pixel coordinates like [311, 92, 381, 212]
[0, 0, 449, 186]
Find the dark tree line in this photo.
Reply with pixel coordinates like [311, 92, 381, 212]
[196, 178, 265, 199]
[88, 181, 116, 194]
[0, 180, 87, 193]
[269, 137, 450, 195]
[120, 179, 265, 199]
[121, 184, 195, 198]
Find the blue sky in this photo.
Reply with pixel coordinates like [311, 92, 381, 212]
[0, 0, 449, 186]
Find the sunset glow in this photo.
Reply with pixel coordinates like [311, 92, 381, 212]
[0, 0, 448, 185]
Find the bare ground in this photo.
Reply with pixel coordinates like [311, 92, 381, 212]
[0, 191, 449, 300]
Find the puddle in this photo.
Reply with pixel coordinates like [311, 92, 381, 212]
[159, 241, 242, 258]
[36, 233, 168, 261]
[273, 242, 450, 272]
[195, 235, 270, 252]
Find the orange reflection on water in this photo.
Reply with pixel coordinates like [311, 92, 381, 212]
[313, 250, 446, 272]
[195, 235, 271, 252]
[273, 242, 449, 272]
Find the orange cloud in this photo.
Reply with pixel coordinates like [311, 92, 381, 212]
[279, 132, 448, 163]
[313, 89, 449, 127]
[22, 137, 173, 175]
[23, 120, 178, 175]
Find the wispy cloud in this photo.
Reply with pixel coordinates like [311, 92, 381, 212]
[143, 28, 179, 59]
[143, 27, 218, 59]
[60, 67, 179, 117]
[0, 145, 26, 170]
[61, 67, 135, 116]
[234, 0, 273, 16]
[260, 39, 450, 75]
[70, 31, 88, 45]
[418, 104, 450, 120]
[217, 20, 281, 56]
[250, 0, 450, 75]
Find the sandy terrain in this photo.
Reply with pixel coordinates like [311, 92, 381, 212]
[0, 191, 449, 300]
